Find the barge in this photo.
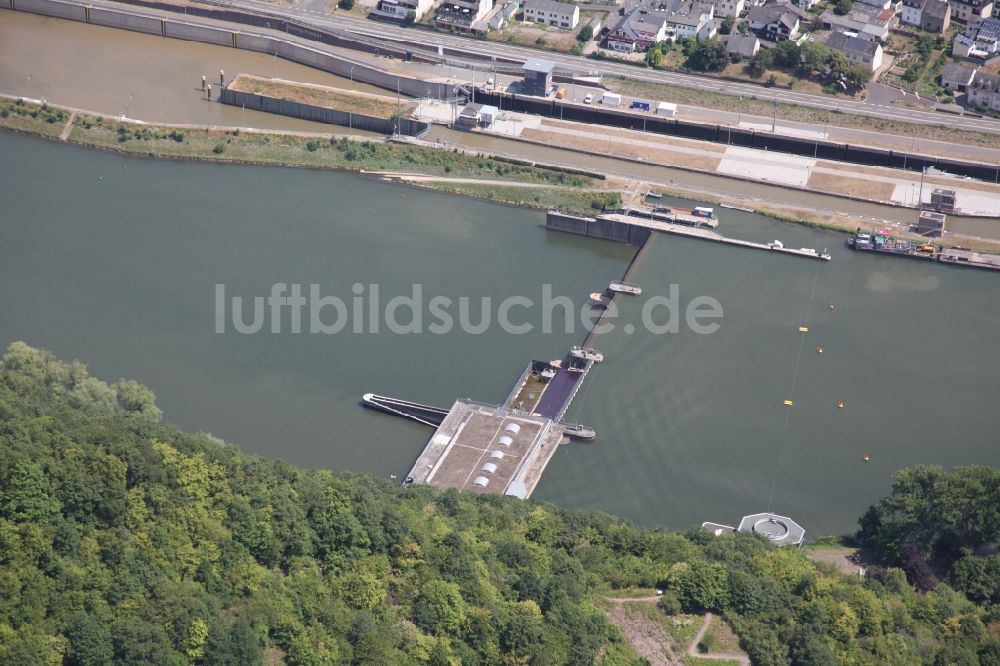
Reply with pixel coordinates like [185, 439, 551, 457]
[847, 229, 1000, 272]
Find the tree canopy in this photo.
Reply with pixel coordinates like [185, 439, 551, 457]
[0, 342, 997, 665]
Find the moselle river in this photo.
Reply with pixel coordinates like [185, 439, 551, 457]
[2, 131, 999, 536]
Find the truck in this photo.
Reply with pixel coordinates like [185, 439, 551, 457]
[656, 101, 677, 117]
[630, 99, 651, 111]
[601, 92, 622, 106]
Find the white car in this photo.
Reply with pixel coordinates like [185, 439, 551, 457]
[583, 93, 594, 104]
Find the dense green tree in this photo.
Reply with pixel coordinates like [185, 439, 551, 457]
[65, 613, 114, 666]
[772, 40, 801, 68]
[687, 40, 728, 72]
[0, 343, 996, 666]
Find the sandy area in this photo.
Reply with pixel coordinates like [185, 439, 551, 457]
[807, 172, 896, 202]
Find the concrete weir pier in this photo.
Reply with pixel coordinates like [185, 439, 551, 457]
[384, 347, 598, 499]
[547, 211, 832, 261]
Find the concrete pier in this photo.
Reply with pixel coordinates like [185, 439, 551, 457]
[404, 400, 564, 499]
[547, 211, 832, 261]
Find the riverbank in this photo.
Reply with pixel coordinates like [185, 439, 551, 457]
[2, 94, 997, 250]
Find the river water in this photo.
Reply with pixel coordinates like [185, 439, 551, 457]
[2, 130, 999, 537]
[4, 10, 995, 235]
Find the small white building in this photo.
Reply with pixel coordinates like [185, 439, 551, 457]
[523, 0, 581, 28]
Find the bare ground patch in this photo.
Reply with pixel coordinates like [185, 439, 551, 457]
[521, 127, 722, 171]
[602, 600, 680, 666]
[807, 172, 895, 202]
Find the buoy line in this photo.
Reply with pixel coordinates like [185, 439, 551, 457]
[766, 259, 823, 514]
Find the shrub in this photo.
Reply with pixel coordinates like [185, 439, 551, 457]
[212, 142, 226, 154]
[306, 140, 321, 152]
[338, 0, 354, 8]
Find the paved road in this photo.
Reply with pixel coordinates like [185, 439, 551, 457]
[204, 0, 1000, 135]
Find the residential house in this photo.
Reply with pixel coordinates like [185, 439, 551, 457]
[921, 0, 952, 31]
[606, 0, 715, 50]
[954, 16, 1000, 56]
[901, 0, 927, 24]
[488, 0, 521, 29]
[795, 0, 820, 9]
[606, 11, 669, 50]
[724, 33, 761, 58]
[524, 0, 581, 28]
[746, 2, 805, 40]
[949, 0, 993, 23]
[372, 0, 435, 21]
[941, 62, 978, 90]
[435, 0, 493, 31]
[709, 0, 745, 18]
[967, 70, 1000, 110]
[664, 2, 716, 40]
[823, 30, 884, 70]
[820, 4, 893, 39]
[855, 0, 892, 10]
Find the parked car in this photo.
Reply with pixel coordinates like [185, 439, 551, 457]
[630, 99, 651, 111]
[555, 88, 567, 99]
[583, 93, 594, 104]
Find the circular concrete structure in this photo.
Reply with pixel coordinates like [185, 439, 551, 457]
[752, 517, 790, 541]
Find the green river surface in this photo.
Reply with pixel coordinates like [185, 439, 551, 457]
[2, 131, 999, 536]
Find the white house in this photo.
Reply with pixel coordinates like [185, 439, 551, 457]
[523, 0, 581, 29]
[823, 30, 884, 71]
[709, 0, 745, 18]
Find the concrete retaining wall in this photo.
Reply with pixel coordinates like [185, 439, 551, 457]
[14, 0, 85, 20]
[164, 21, 234, 46]
[220, 88, 430, 137]
[8, 0, 453, 100]
[88, 6, 162, 35]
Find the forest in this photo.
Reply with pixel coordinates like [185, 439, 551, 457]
[0, 341, 997, 665]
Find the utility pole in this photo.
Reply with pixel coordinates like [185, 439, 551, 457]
[771, 96, 777, 133]
[26, 73, 31, 98]
[396, 76, 401, 138]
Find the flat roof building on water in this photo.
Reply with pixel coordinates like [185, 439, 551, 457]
[405, 400, 564, 498]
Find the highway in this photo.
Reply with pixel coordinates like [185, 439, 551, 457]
[204, 0, 1000, 135]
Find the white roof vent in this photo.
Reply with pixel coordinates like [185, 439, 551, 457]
[489, 450, 505, 460]
[472, 476, 490, 487]
[481, 462, 498, 473]
[498, 435, 514, 447]
[505, 423, 521, 434]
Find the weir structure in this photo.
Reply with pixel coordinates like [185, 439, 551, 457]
[365, 346, 599, 500]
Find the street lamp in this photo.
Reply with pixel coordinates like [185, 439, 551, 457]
[350, 64, 357, 91]
[26, 74, 31, 99]
[128, 94, 134, 118]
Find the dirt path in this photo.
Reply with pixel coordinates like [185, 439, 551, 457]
[59, 111, 77, 141]
[602, 598, 680, 666]
[687, 613, 751, 666]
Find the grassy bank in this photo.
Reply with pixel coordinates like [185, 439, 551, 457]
[46, 112, 591, 190]
[605, 76, 1000, 151]
[415, 181, 622, 216]
[0, 98, 70, 138]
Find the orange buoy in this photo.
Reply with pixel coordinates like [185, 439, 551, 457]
[837, 400, 845, 409]
[817, 346, 824, 354]
[863, 454, 870, 462]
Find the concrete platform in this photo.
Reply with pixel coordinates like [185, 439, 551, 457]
[406, 400, 563, 498]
